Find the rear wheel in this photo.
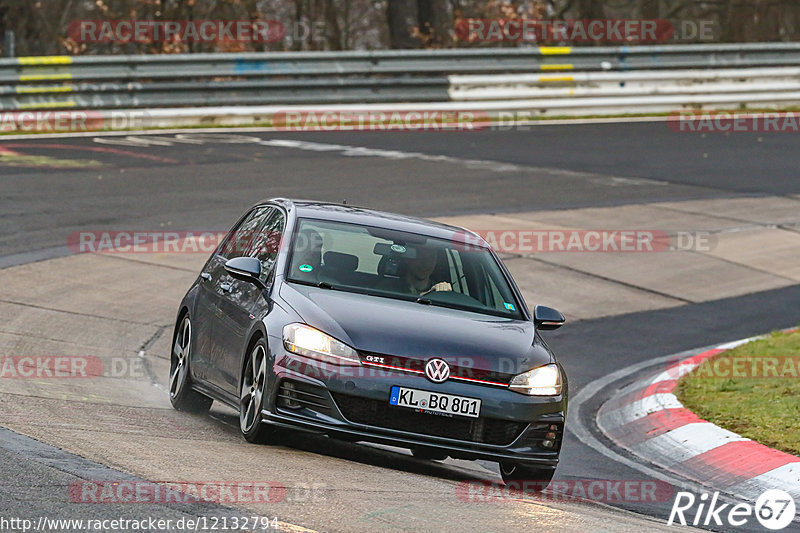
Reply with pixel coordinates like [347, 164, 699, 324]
[169, 315, 213, 414]
[240, 338, 276, 444]
[499, 462, 555, 489]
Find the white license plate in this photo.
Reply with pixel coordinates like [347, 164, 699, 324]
[389, 386, 481, 418]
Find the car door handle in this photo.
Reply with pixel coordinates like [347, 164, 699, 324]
[220, 282, 233, 293]
[200, 272, 211, 281]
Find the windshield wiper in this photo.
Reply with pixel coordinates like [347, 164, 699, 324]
[414, 296, 480, 315]
[417, 296, 461, 309]
[289, 278, 338, 290]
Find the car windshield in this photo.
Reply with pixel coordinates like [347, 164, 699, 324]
[286, 218, 524, 319]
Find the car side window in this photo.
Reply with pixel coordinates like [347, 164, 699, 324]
[217, 207, 271, 260]
[248, 209, 286, 284]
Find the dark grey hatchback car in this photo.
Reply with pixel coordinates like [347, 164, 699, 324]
[170, 199, 568, 485]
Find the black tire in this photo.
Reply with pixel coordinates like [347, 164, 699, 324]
[239, 337, 277, 444]
[169, 314, 213, 414]
[411, 447, 448, 461]
[499, 462, 555, 489]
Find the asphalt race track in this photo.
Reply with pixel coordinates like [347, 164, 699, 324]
[4, 122, 800, 259]
[1, 121, 799, 532]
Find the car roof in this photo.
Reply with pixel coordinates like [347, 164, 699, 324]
[262, 198, 486, 244]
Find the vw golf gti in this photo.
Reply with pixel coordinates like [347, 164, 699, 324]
[169, 199, 568, 484]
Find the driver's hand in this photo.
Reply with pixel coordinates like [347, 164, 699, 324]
[430, 282, 452, 293]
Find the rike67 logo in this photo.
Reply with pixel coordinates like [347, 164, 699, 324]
[668, 489, 796, 530]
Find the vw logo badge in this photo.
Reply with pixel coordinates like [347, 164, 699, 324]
[425, 358, 450, 383]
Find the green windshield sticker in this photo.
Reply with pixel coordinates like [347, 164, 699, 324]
[504, 302, 516, 311]
[391, 244, 407, 254]
[298, 264, 313, 272]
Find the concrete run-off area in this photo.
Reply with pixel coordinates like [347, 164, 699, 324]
[438, 195, 800, 320]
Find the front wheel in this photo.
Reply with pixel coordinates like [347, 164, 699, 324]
[499, 462, 555, 489]
[240, 338, 277, 444]
[169, 315, 213, 414]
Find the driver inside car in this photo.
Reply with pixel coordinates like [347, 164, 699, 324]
[379, 245, 453, 296]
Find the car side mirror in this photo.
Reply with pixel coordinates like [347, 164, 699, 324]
[224, 257, 267, 290]
[533, 305, 565, 330]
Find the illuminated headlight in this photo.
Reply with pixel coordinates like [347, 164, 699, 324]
[283, 324, 361, 366]
[508, 364, 562, 396]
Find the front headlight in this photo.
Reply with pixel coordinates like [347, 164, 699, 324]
[282, 323, 362, 366]
[508, 364, 562, 396]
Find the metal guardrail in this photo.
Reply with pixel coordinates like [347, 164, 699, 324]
[0, 78, 451, 109]
[449, 67, 800, 100]
[1, 43, 799, 119]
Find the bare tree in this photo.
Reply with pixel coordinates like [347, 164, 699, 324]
[387, 0, 421, 48]
[418, 0, 454, 47]
[4, 0, 800, 55]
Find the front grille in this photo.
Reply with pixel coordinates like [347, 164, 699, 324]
[277, 380, 332, 412]
[358, 352, 513, 386]
[331, 393, 526, 446]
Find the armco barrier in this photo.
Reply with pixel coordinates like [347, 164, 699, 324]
[2, 43, 800, 123]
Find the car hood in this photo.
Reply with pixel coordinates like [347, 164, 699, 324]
[279, 282, 553, 379]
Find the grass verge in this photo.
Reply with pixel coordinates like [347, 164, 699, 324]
[675, 328, 800, 456]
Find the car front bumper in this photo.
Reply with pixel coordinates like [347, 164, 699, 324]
[264, 347, 566, 468]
